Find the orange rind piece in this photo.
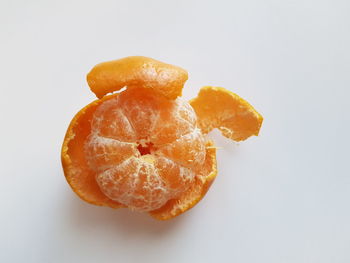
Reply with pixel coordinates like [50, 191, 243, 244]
[190, 86, 263, 141]
[61, 94, 125, 209]
[87, 56, 188, 100]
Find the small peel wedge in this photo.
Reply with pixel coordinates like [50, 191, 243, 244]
[87, 56, 188, 100]
[190, 86, 263, 141]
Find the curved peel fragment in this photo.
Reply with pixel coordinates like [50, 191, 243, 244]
[61, 94, 124, 209]
[87, 56, 188, 100]
[190, 86, 263, 141]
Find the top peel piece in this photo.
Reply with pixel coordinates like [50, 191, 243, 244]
[87, 56, 188, 100]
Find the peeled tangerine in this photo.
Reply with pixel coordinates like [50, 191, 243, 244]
[61, 56, 263, 220]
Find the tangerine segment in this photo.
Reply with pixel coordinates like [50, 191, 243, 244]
[190, 86, 263, 141]
[150, 98, 196, 145]
[156, 128, 206, 169]
[155, 156, 195, 196]
[85, 87, 208, 212]
[149, 141, 217, 220]
[84, 134, 138, 172]
[87, 56, 188, 100]
[61, 94, 124, 208]
[96, 157, 169, 212]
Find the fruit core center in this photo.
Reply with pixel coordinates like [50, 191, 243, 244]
[137, 141, 154, 156]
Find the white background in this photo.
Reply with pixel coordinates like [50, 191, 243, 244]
[1, 0, 349, 262]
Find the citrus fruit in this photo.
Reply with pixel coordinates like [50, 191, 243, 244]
[61, 56, 263, 220]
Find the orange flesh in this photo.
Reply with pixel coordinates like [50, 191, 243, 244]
[62, 88, 217, 216]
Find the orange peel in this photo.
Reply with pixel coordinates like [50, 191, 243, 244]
[190, 86, 263, 141]
[61, 94, 124, 209]
[87, 56, 188, 100]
